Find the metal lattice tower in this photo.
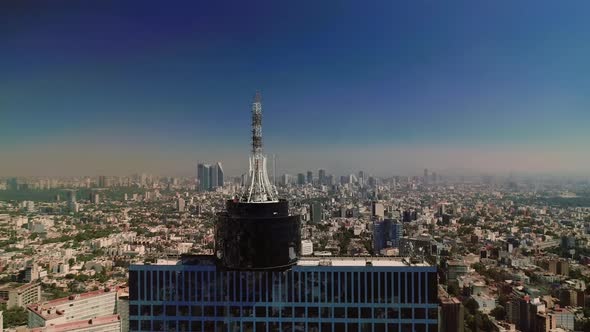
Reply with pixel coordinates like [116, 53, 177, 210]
[242, 91, 279, 203]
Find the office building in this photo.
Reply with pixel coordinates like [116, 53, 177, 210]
[98, 175, 109, 188]
[197, 163, 211, 191]
[297, 173, 306, 185]
[307, 171, 313, 184]
[0, 283, 41, 309]
[373, 219, 403, 253]
[129, 92, 438, 331]
[372, 202, 385, 219]
[129, 256, 438, 332]
[198, 162, 224, 191]
[177, 198, 186, 212]
[214, 162, 224, 188]
[27, 289, 119, 330]
[310, 201, 322, 224]
[318, 169, 326, 185]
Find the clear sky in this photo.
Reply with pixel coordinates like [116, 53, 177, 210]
[1, 1, 589, 177]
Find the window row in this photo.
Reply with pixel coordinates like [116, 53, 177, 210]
[129, 270, 438, 304]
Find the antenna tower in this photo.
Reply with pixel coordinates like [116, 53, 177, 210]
[242, 91, 278, 203]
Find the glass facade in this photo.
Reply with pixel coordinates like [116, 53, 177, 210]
[129, 259, 438, 332]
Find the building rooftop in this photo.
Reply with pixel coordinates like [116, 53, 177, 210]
[27, 288, 116, 320]
[30, 314, 120, 332]
[0, 282, 37, 292]
[297, 256, 431, 267]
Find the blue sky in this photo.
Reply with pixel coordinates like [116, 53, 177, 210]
[1, 1, 589, 176]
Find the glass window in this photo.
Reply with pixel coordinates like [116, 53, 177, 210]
[152, 305, 163, 316]
[192, 305, 202, 316]
[347, 307, 358, 318]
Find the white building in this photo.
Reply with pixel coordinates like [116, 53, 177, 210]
[301, 240, 313, 256]
[27, 289, 118, 330]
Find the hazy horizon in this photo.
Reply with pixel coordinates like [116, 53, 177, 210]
[2, 1, 589, 178]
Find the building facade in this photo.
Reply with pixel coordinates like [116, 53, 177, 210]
[27, 289, 118, 329]
[0, 282, 41, 308]
[129, 256, 438, 332]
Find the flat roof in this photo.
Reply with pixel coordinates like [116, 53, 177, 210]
[297, 256, 431, 267]
[30, 314, 120, 332]
[27, 288, 116, 320]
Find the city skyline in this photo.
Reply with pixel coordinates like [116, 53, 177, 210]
[2, 1, 590, 177]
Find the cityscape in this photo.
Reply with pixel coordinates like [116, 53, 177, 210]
[2, 2, 590, 332]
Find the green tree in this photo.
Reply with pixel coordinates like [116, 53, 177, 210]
[464, 298, 480, 315]
[0, 305, 28, 328]
[491, 306, 507, 321]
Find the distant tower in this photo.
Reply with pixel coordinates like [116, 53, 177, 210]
[216, 162, 224, 188]
[424, 168, 429, 184]
[297, 173, 305, 186]
[241, 91, 278, 203]
[318, 169, 326, 185]
[306, 170, 313, 184]
[197, 163, 211, 191]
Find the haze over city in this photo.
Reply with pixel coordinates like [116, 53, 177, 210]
[2, 1, 589, 177]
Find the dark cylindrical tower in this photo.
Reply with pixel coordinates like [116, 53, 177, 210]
[216, 199, 301, 270]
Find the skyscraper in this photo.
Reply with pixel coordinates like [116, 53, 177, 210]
[198, 162, 224, 191]
[374, 219, 403, 253]
[197, 163, 211, 191]
[319, 169, 326, 185]
[129, 92, 438, 332]
[297, 173, 305, 185]
[215, 162, 224, 187]
[307, 170, 313, 184]
[98, 175, 108, 188]
[310, 201, 322, 224]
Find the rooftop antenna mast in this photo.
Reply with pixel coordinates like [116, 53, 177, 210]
[242, 91, 279, 203]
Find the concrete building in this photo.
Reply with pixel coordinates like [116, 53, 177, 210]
[301, 239, 313, 256]
[310, 202, 322, 224]
[446, 261, 469, 281]
[372, 202, 385, 219]
[29, 314, 121, 332]
[439, 295, 464, 332]
[27, 289, 118, 329]
[0, 283, 41, 308]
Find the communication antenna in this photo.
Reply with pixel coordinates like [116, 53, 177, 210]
[242, 91, 279, 203]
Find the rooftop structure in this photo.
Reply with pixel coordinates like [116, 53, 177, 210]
[27, 288, 118, 328]
[242, 91, 278, 203]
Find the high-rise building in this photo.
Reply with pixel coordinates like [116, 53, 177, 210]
[129, 256, 438, 332]
[310, 201, 322, 224]
[98, 175, 109, 188]
[318, 169, 326, 185]
[423, 168, 429, 183]
[215, 162, 224, 187]
[373, 219, 403, 253]
[197, 163, 211, 191]
[281, 174, 291, 186]
[65, 190, 78, 213]
[198, 162, 224, 191]
[297, 173, 305, 185]
[129, 92, 438, 332]
[177, 197, 186, 212]
[307, 170, 313, 184]
[372, 201, 385, 219]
